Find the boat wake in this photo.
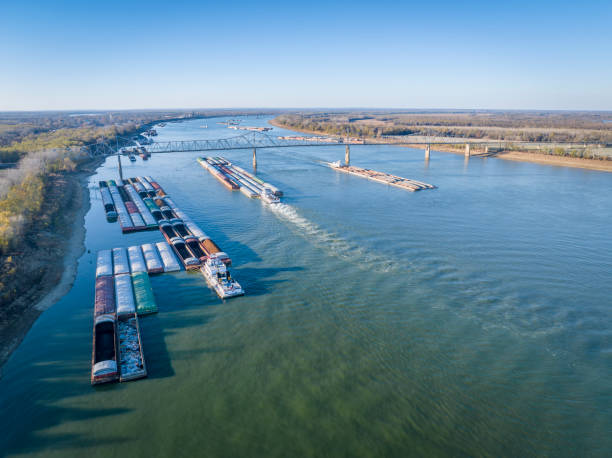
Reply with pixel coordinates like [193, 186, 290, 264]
[268, 203, 398, 273]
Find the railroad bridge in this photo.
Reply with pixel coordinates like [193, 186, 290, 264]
[85, 130, 601, 166]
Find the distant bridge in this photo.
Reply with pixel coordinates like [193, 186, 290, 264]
[84, 130, 604, 159]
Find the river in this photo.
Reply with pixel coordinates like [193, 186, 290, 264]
[1, 116, 611, 456]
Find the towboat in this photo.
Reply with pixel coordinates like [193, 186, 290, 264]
[91, 314, 119, 385]
[200, 254, 244, 299]
[260, 188, 280, 204]
[170, 237, 200, 270]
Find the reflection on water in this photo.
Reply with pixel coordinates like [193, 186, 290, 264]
[1, 116, 611, 457]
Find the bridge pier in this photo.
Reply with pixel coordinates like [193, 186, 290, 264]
[117, 152, 123, 182]
[484, 145, 489, 155]
[465, 143, 471, 157]
[425, 144, 430, 160]
[253, 148, 257, 170]
[345, 144, 350, 166]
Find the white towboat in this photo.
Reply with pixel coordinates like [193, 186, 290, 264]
[260, 188, 280, 204]
[200, 254, 244, 299]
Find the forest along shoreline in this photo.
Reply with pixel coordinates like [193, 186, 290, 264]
[0, 110, 183, 373]
[0, 159, 101, 371]
[269, 116, 612, 173]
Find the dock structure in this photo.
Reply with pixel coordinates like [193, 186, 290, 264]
[329, 164, 435, 192]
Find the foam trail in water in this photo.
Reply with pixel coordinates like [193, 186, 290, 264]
[268, 202, 398, 273]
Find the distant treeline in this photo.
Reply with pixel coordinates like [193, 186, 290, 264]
[274, 111, 612, 144]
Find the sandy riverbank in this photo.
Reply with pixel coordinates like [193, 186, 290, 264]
[0, 158, 102, 372]
[269, 119, 612, 173]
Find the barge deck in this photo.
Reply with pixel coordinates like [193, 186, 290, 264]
[329, 163, 436, 192]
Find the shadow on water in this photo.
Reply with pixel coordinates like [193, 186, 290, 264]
[235, 266, 304, 297]
[0, 338, 133, 454]
[137, 314, 175, 380]
[138, 301, 218, 379]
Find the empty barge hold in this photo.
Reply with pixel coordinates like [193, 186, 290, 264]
[172, 220, 190, 238]
[159, 221, 180, 243]
[200, 254, 244, 299]
[91, 314, 118, 385]
[112, 247, 130, 275]
[96, 249, 113, 277]
[117, 313, 147, 382]
[155, 241, 181, 272]
[171, 237, 200, 270]
[328, 163, 436, 192]
[141, 243, 164, 274]
[131, 271, 158, 315]
[127, 245, 147, 273]
[115, 273, 136, 316]
[184, 236, 207, 262]
[94, 276, 115, 316]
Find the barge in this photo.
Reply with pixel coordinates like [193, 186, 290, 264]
[197, 157, 283, 206]
[98, 181, 118, 220]
[131, 271, 157, 314]
[94, 276, 115, 317]
[155, 241, 181, 272]
[171, 237, 200, 270]
[91, 314, 119, 385]
[127, 245, 147, 274]
[141, 243, 164, 274]
[328, 163, 436, 192]
[112, 248, 130, 275]
[117, 313, 147, 382]
[115, 273, 136, 316]
[96, 249, 113, 277]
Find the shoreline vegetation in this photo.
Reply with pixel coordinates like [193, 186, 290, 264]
[270, 112, 612, 173]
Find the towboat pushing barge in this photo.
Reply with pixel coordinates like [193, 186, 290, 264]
[200, 254, 244, 299]
[197, 157, 283, 205]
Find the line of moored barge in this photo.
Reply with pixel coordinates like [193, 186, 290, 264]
[93, 176, 244, 385]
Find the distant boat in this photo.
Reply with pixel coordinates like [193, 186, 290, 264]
[200, 124, 208, 128]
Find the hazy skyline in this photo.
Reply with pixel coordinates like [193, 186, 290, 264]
[1, 0, 611, 111]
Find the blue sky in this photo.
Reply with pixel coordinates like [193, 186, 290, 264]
[1, 0, 610, 110]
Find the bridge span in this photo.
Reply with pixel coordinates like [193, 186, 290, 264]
[85, 130, 602, 162]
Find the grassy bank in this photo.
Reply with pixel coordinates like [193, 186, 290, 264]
[270, 115, 612, 173]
